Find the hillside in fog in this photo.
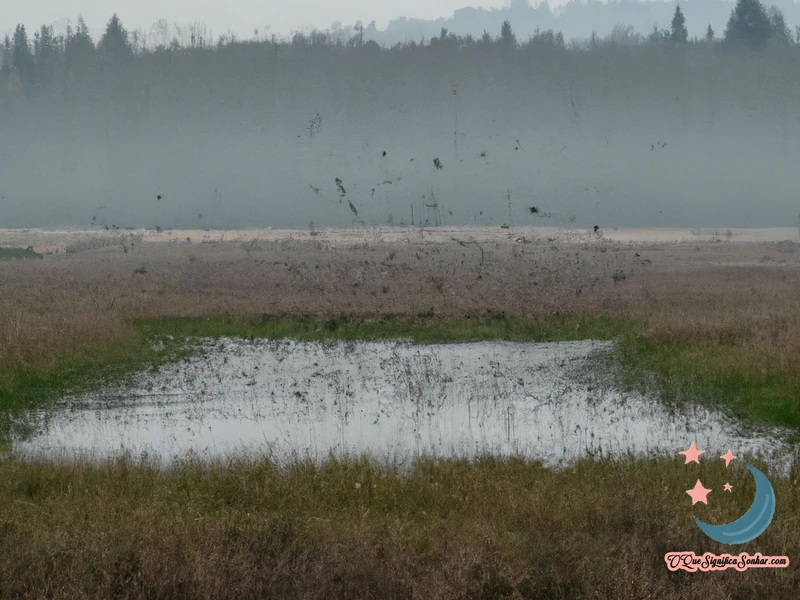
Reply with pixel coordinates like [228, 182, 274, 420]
[1, 3, 800, 230]
[376, 0, 800, 46]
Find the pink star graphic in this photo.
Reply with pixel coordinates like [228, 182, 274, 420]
[720, 449, 737, 467]
[679, 442, 705, 464]
[723, 483, 733, 492]
[687, 480, 712, 505]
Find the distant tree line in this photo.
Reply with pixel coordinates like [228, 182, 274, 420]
[377, 0, 800, 48]
[604, 0, 793, 47]
[0, 0, 797, 103]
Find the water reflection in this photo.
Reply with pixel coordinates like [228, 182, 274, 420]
[12, 339, 790, 468]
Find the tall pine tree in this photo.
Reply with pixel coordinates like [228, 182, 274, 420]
[99, 13, 132, 59]
[500, 20, 517, 46]
[12, 25, 35, 91]
[66, 15, 95, 62]
[671, 5, 688, 43]
[33, 25, 58, 86]
[724, 0, 772, 49]
[0, 36, 12, 78]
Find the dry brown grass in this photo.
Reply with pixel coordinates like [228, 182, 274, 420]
[2, 231, 800, 377]
[0, 455, 799, 599]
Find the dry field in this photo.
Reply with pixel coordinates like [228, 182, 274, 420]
[2, 226, 799, 379]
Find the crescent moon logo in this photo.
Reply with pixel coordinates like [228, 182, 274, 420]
[694, 464, 776, 545]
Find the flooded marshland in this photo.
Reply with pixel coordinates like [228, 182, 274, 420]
[12, 338, 789, 468]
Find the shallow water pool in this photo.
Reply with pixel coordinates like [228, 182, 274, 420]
[12, 338, 790, 467]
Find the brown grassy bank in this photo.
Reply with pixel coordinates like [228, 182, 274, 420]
[0, 455, 798, 599]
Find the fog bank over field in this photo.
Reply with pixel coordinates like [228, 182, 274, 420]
[2, 17, 800, 230]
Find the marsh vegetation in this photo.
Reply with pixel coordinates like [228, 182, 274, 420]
[1, 225, 799, 596]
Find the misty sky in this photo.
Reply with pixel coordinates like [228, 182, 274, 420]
[5, 0, 517, 40]
[4, 0, 800, 229]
